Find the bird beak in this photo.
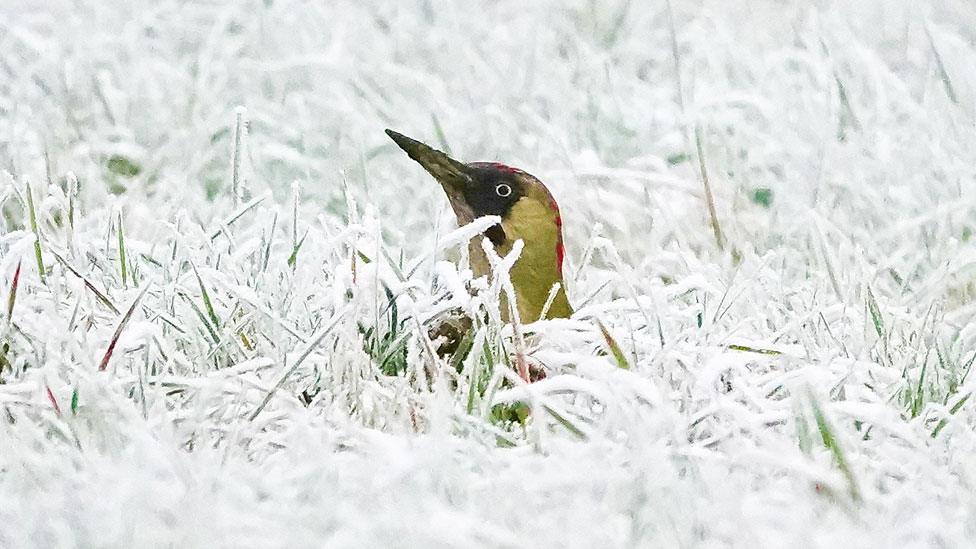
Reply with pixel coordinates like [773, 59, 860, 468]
[385, 129, 473, 193]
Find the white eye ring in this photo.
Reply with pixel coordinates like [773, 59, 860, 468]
[495, 183, 512, 197]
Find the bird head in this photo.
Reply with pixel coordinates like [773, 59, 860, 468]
[386, 129, 573, 321]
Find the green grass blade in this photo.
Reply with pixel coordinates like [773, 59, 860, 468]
[287, 233, 307, 268]
[865, 285, 884, 339]
[248, 305, 351, 421]
[190, 261, 221, 330]
[931, 392, 971, 438]
[810, 395, 861, 502]
[25, 181, 46, 282]
[597, 320, 630, 369]
[52, 250, 121, 315]
[117, 212, 128, 288]
[178, 291, 220, 344]
[728, 344, 782, 355]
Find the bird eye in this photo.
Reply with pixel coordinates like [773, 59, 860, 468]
[495, 183, 512, 197]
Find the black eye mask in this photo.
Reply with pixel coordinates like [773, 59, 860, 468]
[462, 167, 523, 219]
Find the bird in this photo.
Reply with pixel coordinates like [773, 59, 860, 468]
[386, 129, 573, 324]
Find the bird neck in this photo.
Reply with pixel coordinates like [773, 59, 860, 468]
[468, 196, 572, 322]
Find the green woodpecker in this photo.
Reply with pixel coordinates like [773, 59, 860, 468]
[386, 129, 573, 322]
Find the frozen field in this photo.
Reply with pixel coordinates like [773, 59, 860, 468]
[3, 1, 976, 547]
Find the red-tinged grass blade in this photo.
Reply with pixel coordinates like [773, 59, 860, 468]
[515, 351, 530, 382]
[52, 250, 121, 315]
[7, 261, 21, 323]
[99, 285, 150, 371]
[597, 319, 630, 370]
[46, 385, 62, 417]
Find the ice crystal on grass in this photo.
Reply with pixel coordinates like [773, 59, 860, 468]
[2, 1, 976, 547]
